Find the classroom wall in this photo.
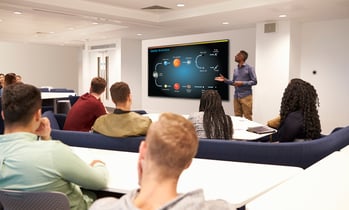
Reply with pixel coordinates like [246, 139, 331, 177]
[141, 28, 257, 116]
[141, 18, 349, 134]
[254, 21, 294, 126]
[0, 42, 81, 91]
[120, 39, 142, 109]
[81, 39, 142, 109]
[300, 18, 349, 134]
[1, 18, 347, 134]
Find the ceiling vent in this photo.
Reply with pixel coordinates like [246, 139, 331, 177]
[141, 5, 171, 10]
[89, 44, 116, 50]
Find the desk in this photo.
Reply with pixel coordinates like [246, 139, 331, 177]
[143, 113, 272, 140]
[41, 92, 76, 113]
[71, 146, 302, 208]
[246, 152, 349, 210]
[340, 144, 349, 153]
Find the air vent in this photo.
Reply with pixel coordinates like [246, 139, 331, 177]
[142, 5, 171, 10]
[33, 8, 76, 17]
[89, 44, 116, 50]
[264, 23, 276, 33]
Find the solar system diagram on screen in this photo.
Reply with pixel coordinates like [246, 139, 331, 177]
[148, 40, 229, 100]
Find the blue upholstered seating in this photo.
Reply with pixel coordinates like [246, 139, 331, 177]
[46, 112, 349, 169]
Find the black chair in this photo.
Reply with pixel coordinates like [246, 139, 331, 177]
[0, 189, 70, 210]
[68, 95, 80, 107]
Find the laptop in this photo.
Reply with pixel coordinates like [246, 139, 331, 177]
[247, 126, 276, 134]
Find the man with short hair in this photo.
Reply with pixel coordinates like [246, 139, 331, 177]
[90, 112, 234, 210]
[0, 83, 109, 210]
[92, 81, 151, 137]
[215, 50, 257, 120]
[64, 77, 107, 131]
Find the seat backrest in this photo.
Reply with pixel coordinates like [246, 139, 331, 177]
[68, 95, 80, 107]
[0, 189, 70, 210]
[50, 88, 75, 93]
[42, 110, 60, 130]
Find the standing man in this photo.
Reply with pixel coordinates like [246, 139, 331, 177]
[215, 50, 257, 120]
[64, 77, 107, 131]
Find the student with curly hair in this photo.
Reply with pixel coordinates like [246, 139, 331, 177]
[266, 78, 321, 142]
[188, 90, 233, 139]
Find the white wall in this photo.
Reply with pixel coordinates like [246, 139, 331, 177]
[120, 39, 142, 109]
[254, 21, 294, 125]
[1, 18, 348, 134]
[300, 19, 349, 134]
[0, 42, 81, 91]
[82, 39, 121, 107]
[141, 28, 256, 115]
[81, 39, 142, 108]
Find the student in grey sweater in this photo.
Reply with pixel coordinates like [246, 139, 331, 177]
[90, 112, 235, 210]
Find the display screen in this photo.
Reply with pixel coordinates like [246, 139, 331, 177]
[148, 39, 229, 100]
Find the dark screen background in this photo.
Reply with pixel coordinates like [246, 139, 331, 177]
[148, 39, 229, 100]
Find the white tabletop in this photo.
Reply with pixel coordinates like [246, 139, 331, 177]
[143, 113, 272, 140]
[246, 151, 349, 210]
[41, 92, 76, 99]
[340, 144, 349, 153]
[71, 146, 302, 208]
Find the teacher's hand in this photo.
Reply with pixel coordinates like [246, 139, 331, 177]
[214, 74, 225, 82]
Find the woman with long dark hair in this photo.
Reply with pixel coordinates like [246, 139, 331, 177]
[268, 78, 321, 142]
[188, 90, 233, 139]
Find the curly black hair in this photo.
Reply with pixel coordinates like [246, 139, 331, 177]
[199, 90, 233, 139]
[280, 78, 321, 139]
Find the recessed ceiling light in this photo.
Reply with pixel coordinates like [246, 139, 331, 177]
[92, 22, 99, 25]
[222, 21, 229, 25]
[49, 31, 55, 34]
[279, 14, 287, 18]
[137, 33, 142, 36]
[177, 3, 185, 7]
[13, 11, 22, 15]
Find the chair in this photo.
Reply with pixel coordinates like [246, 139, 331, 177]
[49, 88, 75, 93]
[0, 189, 70, 210]
[68, 95, 80, 107]
[42, 110, 62, 130]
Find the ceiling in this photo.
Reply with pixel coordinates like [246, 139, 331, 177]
[0, 0, 348, 46]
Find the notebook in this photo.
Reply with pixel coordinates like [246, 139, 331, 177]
[247, 126, 276, 134]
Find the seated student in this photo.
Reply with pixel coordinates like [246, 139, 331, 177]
[263, 78, 321, 142]
[92, 81, 151, 137]
[188, 90, 233, 139]
[64, 77, 107, 131]
[90, 112, 234, 210]
[4, 73, 17, 86]
[0, 83, 109, 210]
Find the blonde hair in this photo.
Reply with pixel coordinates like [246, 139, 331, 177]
[146, 112, 198, 177]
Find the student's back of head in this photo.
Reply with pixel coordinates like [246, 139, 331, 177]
[198, 90, 233, 139]
[90, 77, 107, 95]
[4, 73, 17, 87]
[110, 81, 130, 104]
[145, 112, 198, 178]
[2, 83, 41, 126]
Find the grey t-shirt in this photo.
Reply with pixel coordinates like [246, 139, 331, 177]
[188, 112, 207, 139]
[89, 189, 235, 210]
